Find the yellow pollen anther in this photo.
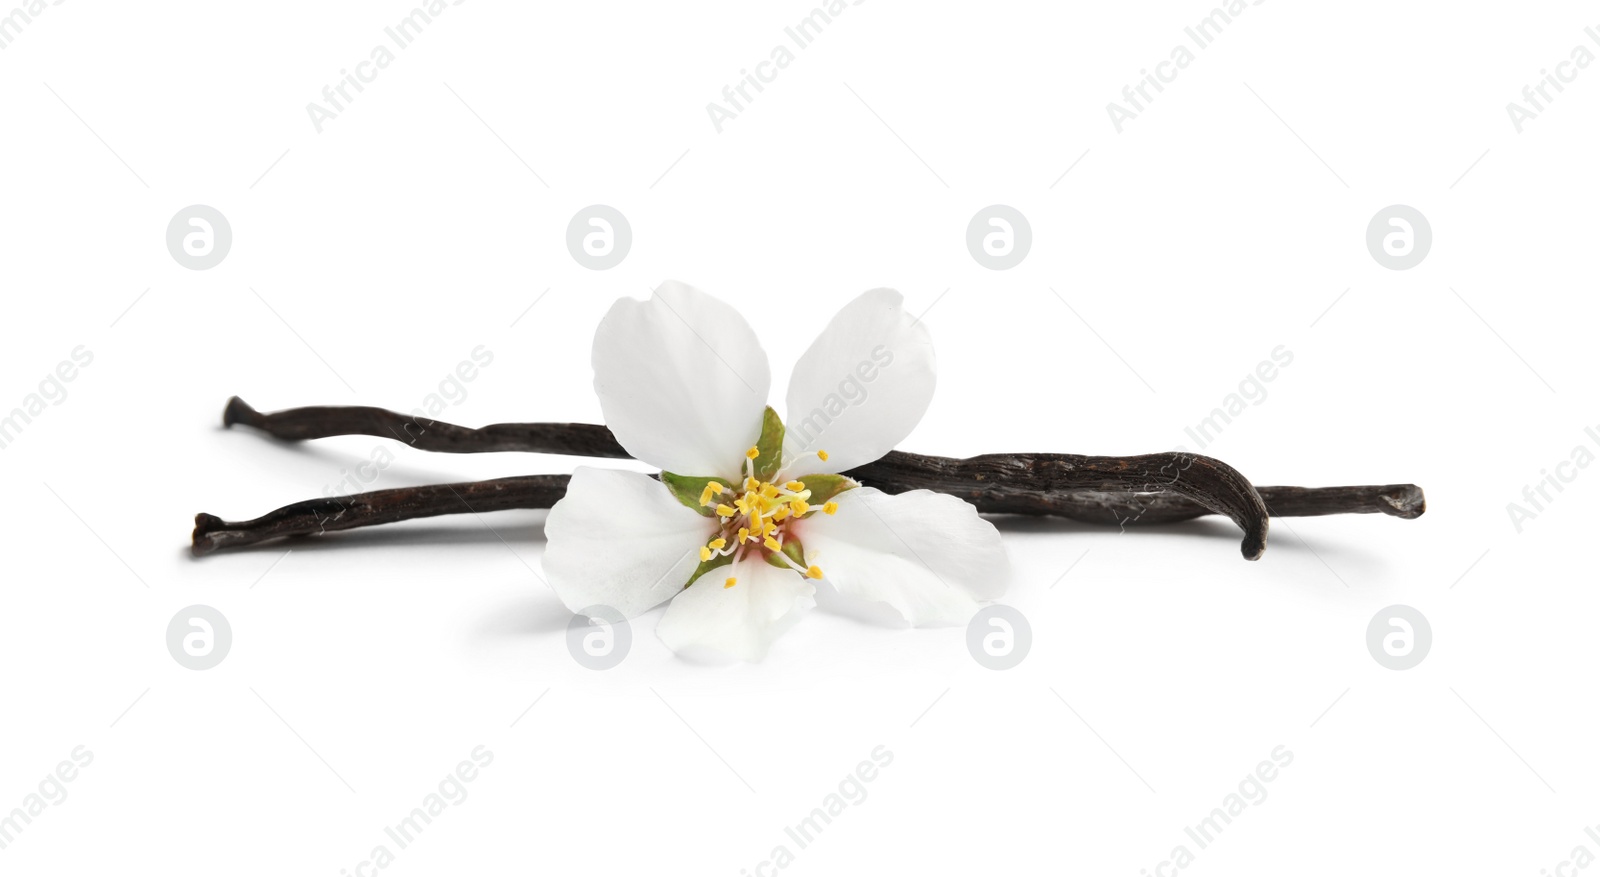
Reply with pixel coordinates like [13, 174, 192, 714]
[746, 446, 760, 460]
[709, 538, 726, 550]
[764, 521, 778, 536]
[715, 504, 736, 517]
[761, 483, 779, 499]
[773, 506, 791, 521]
[737, 527, 750, 544]
[707, 481, 724, 494]
[785, 481, 805, 491]
[724, 577, 737, 589]
[745, 477, 759, 491]
[699, 486, 715, 506]
[822, 501, 839, 515]
[763, 536, 782, 552]
[817, 449, 829, 462]
[792, 500, 811, 516]
[699, 546, 712, 562]
[807, 565, 823, 579]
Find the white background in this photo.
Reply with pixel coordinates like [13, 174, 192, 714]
[3, 1, 1598, 873]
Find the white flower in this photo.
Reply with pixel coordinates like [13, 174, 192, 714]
[541, 281, 1009, 661]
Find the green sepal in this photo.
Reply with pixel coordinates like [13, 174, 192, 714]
[660, 472, 727, 517]
[685, 550, 734, 588]
[765, 535, 807, 570]
[795, 473, 858, 513]
[753, 406, 785, 482]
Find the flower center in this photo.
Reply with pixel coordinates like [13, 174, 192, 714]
[695, 445, 839, 589]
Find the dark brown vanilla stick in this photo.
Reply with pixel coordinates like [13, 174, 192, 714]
[961, 484, 1426, 523]
[192, 476, 570, 556]
[201, 398, 1424, 559]
[848, 449, 1271, 558]
[220, 398, 1270, 556]
[190, 473, 1419, 558]
[222, 396, 627, 458]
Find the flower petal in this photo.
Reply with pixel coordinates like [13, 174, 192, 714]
[794, 487, 1007, 626]
[782, 288, 935, 474]
[593, 281, 772, 476]
[542, 466, 716, 618]
[656, 556, 816, 661]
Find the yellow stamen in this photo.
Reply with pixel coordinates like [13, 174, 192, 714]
[785, 481, 805, 491]
[745, 477, 759, 492]
[699, 546, 712, 562]
[806, 565, 823, 580]
[715, 503, 736, 517]
[761, 483, 779, 499]
[822, 501, 839, 515]
[709, 537, 726, 550]
[737, 527, 750, 544]
[699, 485, 715, 506]
[706, 481, 724, 494]
[817, 449, 829, 462]
[746, 446, 760, 460]
[792, 500, 810, 516]
[773, 506, 791, 521]
[764, 521, 778, 536]
[763, 536, 782, 552]
[724, 577, 737, 589]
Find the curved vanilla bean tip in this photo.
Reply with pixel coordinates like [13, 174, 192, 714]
[190, 475, 571, 556]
